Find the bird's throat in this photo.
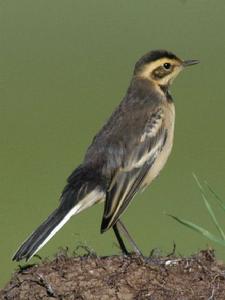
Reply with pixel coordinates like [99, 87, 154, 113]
[159, 84, 173, 102]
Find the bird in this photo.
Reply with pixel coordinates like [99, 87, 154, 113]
[12, 49, 199, 261]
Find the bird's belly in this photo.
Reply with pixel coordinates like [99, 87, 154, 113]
[141, 103, 175, 189]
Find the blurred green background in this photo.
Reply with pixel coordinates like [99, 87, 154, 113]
[1, 0, 225, 287]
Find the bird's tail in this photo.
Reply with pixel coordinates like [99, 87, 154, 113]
[12, 166, 106, 261]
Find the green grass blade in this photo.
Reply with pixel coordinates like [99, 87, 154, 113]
[201, 193, 225, 240]
[168, 214, 225, 247]
[192, 173, 206, 195]
[193, 173, 225, 240]
[205, 181, 225, 213]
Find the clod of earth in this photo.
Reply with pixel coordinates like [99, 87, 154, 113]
[1, 249, 225, 300]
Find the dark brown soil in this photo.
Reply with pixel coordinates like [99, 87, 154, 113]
[1, 248, 225, 300]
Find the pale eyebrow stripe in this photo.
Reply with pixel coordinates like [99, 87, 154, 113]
[140, 58, 179, 78]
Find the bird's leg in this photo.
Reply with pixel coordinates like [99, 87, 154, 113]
[113, 222, 129, 255]
[113, 219, 142, 256]
[116, 219, 142, 256]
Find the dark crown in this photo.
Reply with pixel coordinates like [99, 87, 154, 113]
[134, 50, 178, 74]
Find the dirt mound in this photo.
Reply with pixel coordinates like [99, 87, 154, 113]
[1, 249, 225, 299]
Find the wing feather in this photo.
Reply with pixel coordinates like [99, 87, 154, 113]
[101, 109, 167, 232]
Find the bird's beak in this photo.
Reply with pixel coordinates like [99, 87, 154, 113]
[182, 59, 199, 67]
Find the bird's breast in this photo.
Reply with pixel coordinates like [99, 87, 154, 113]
[141, 102, 175, 189]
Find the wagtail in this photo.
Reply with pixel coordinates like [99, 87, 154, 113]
[13, 50, 199, 261]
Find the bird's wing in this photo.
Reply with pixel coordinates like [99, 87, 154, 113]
[101, 107, 167, 232]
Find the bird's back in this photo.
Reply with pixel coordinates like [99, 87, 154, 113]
[83, 77, 164, 179]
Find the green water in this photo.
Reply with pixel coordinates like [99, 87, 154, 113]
[1, 0, 225, 287]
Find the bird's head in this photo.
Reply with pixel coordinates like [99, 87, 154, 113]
[134, 50, 199, 88]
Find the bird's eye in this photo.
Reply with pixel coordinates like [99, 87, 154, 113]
[163, 63, 171, 70]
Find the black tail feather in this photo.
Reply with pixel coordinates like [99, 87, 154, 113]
[12, 208, 68, 261]
[12, 165, 106, 262]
